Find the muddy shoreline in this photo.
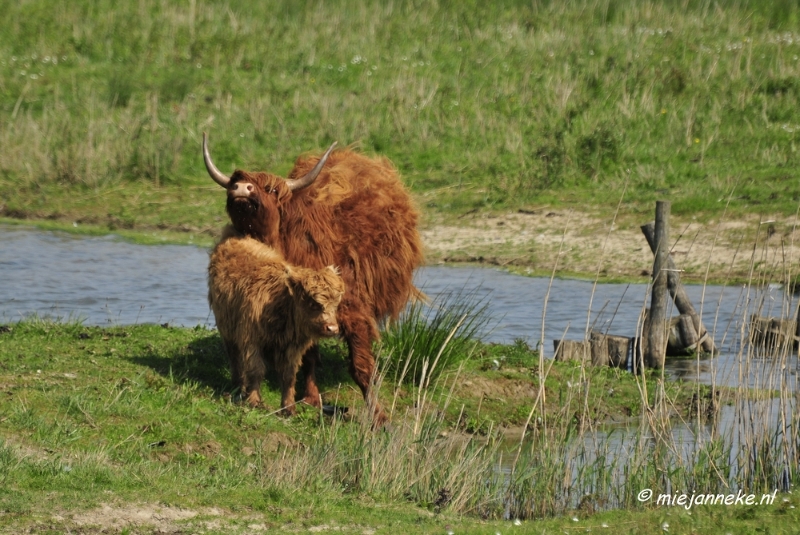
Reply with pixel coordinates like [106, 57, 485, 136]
[3, 208, 797, 285]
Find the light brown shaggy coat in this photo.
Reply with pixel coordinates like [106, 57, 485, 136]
[208, 228, 344, 414]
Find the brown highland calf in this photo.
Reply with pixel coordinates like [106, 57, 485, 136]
[203, 134, 424, 425]
[208, 227, 345, 414]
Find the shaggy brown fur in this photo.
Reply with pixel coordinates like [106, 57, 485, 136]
[208, 228, 345, 414]
[220, 147, 424, 425]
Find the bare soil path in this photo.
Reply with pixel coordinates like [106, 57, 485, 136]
[421, 209, 800, 283]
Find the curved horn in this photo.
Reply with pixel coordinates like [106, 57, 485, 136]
[285, 141, 338, 191]
[202, 132, 230, 188]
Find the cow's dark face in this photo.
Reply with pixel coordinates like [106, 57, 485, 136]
[203, 133, 337, 246]
[225, 170, 292, 243]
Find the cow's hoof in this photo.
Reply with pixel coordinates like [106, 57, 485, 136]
[322, 404, 349, 417]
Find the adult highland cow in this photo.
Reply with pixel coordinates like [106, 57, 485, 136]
[202, 133, 424, 425]
[208, 227, 345, 414]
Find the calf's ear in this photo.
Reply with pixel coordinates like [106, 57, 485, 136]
[285, 267, 304, 296]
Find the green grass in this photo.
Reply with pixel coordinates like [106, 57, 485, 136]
[2, 0, 800, 234]
[1, 317, 796, 533]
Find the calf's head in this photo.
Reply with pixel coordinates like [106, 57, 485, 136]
[287, 265, 345, 338]
[203, 133, 337, 241]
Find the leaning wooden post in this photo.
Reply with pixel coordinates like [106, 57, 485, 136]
[644, 201, 670, 369]
[641, 222, 716, 354]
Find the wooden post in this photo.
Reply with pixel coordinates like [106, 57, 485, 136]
[795, 300, 800, 352]
[590, 331, 610, 367]
[631, 337, 644, 375]
[644, 201, 670, 369]
[606, 334, 631, 369]
[750, 315, 798, 355]
[553, 340, 591, 363]
[641, 222, 716, 354]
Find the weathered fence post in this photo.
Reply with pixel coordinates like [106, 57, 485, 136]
[553, 339, 591, 364]
[644, 201, 670, 369]
[606, 334, 632, 369]
[641, 222, 716, 354]
[589, 331, 610, 367]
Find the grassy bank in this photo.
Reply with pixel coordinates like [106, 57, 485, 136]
[2, 1, 800, 231]
[1, 318, 797, 533]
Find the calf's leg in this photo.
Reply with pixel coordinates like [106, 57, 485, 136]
[242, 345, 266, 407]
[300, 345, 323, 409]
[277, 350, 304, 416]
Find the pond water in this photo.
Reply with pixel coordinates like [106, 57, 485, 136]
[1, 224, 798, 390]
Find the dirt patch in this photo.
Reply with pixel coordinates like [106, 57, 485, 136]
[239, 431, 300, 458]
[422, 210, 800, 282]
[459, 375, 537, 401]
[70, 503, 221, 533]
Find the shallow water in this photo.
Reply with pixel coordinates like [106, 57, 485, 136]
[1, 224, 798, 389]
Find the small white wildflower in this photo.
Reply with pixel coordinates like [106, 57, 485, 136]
[662, 522, 669, 531]
[572, 517, 579, 522]
[513, 519, 522, 526]
[30, 74, 38, 80]
[196, 63, 201, 68]
[601, 524, 608, 528]
[366, 71, 372, 76]
[371, 65, 377, 70]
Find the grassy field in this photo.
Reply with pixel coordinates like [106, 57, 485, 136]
[3, 1, 800, 531]
[1, 0, 800, 235]
[1, 318, 798, 533]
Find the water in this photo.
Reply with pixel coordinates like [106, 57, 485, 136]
[1, 224, 798, 389]
[0, 226, 213, 327]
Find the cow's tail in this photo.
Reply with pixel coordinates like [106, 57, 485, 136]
[409, 285, 429, 305]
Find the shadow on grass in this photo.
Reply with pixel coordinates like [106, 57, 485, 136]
[127, 332, 356, 402]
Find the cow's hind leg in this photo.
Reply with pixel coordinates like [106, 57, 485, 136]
[340, 311, 387, 427]
[299, 345, 322, 409]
